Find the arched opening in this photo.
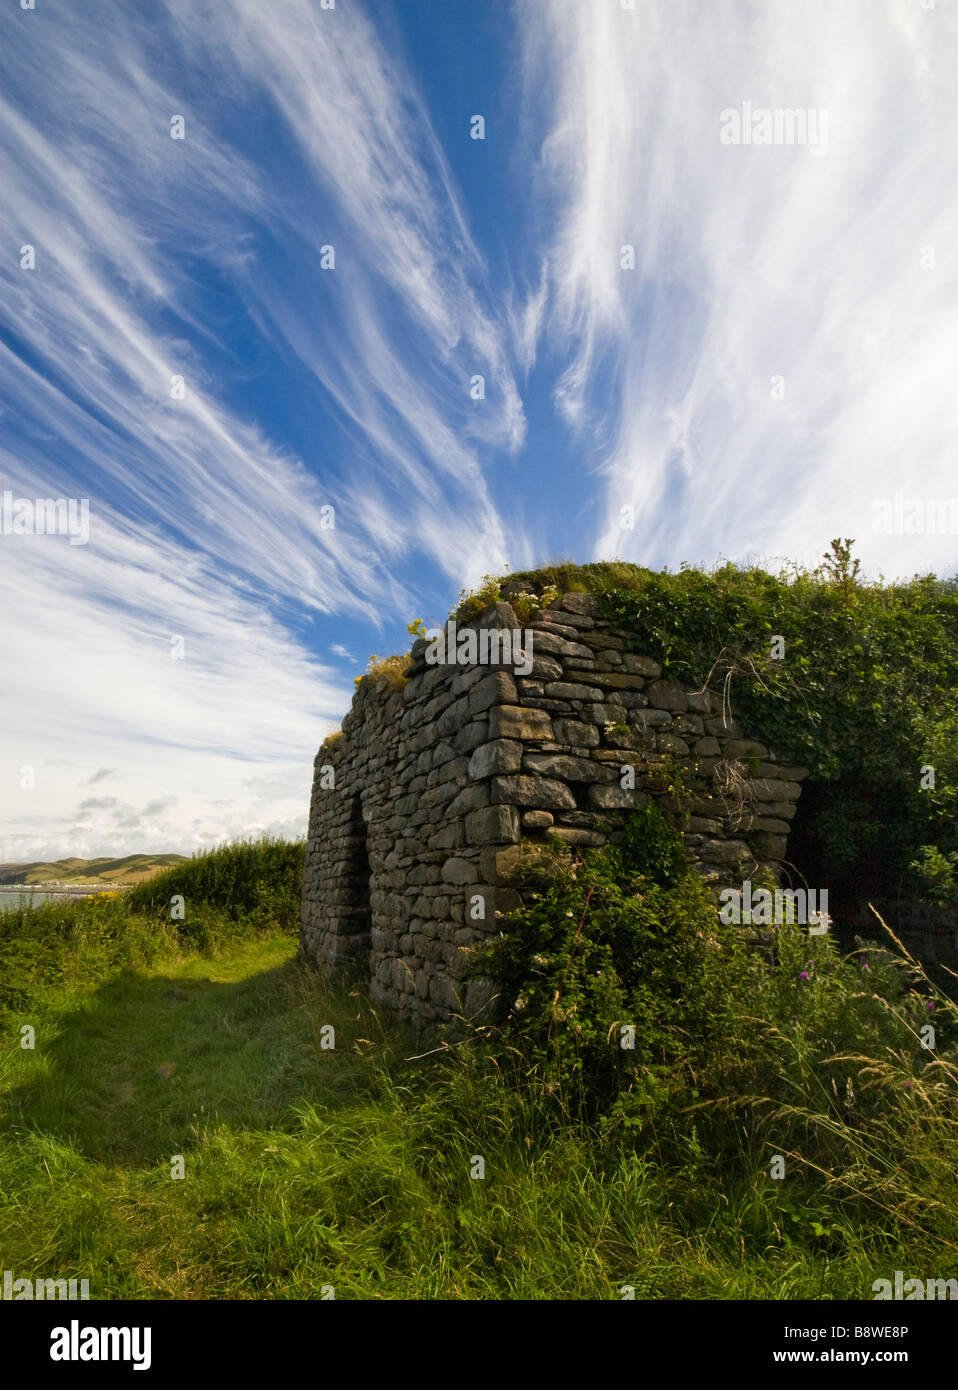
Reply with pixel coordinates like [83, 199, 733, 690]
[339, 794, 372, 962]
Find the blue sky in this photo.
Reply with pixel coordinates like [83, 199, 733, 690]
[2, 0, 957, 860]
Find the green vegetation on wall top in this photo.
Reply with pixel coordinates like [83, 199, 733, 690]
[354, 542, 957, 904]
[508, 543, 958, 902]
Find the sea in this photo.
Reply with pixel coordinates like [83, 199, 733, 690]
[0, 889, 85, 911]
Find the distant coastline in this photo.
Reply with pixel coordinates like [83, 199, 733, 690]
[0, 883, 123, 896]
[0, 852, 186, 890]
[0, 883, 125, 910]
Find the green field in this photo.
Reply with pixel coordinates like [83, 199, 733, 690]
[1, 837, 956, 1300]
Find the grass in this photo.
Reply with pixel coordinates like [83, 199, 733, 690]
[355, 654, 411, 691]
[1, 843, 956, 1299]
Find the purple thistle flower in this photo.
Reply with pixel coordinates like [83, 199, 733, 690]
[800, 971, 809, 981]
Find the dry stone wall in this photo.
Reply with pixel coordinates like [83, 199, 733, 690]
[301, 591, 809, 1028]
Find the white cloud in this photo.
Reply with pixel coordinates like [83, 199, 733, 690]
[0, 0, 526, 860]
[518, 0, 958, 578]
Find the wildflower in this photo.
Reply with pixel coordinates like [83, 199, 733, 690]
[799, 971, 809, 981]
[926, 1001, 936, 1012]
[532, 954, 548, 968]
[904, 1080, 914, 1089]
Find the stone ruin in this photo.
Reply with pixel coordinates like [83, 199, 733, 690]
[300, 590, 809, 1028]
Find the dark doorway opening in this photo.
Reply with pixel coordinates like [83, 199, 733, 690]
[786, 777, 909, 951]
[341, 794, 373, 962]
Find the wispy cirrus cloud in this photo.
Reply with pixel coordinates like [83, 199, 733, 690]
[1, 0, 525, 859]
[517, 0, 958, 577]
[3, 0, 956, 864]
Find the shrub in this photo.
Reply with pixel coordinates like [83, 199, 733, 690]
[125, 837, 304, 932]
[463, 804, 957, 1255]
[473, 804, 745, 1120]
[454, 573, 502, 620]
[355, 653, 411, 690]
[909, 845, 958, 905]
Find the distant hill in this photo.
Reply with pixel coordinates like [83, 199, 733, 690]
[0, 854, 188, 886]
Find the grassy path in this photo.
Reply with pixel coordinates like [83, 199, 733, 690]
[2, 921, 952, 1299]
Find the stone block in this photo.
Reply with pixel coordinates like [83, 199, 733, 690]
[489, 705, 554, 740]
[490, 775, 577, 809]
[437, 697, 471, 738]
[588, 703, 628, 725]
[525, 629, 569, 656]
[527, 652, 564, 682]
[529, 618, 580, 639]
[645, 680, 689, 711]
[450, 666, 488, 696]
[674, 713, 705, 736]
[444, 784, 490, 817]
[466, 804, 521, 845]
[544, 682, 601, 701]
[428, 974, 460, 1010]
[588, 785, 648, 809]
[553, 718, 600, 747]
[631, 709, 672, 728]
[522, 753, 615, 782]
[706, 716, 743, 737]
[471, 600, 520, 630]
[428, 822, 464, 850]
[656, 734, 690, 756]
[747, 778, 803, 802]
[453, 721, 490, 756]
[694, 736, 721, 756]
[468, 671, 518, 715]
[441, 856, 479, 885]
[685, 815, 723, 834]
[568, 671, 648, 691]
[468, 739, 523, 779]
[621, 654, 661, 678]
[561, 593, 599, 615]
[749, 831, 789, 860]
[550, 827, 606, 846]
[698, 838, 752, 867]
[479, 844, 528, 883]
[725, 738, 769, 760]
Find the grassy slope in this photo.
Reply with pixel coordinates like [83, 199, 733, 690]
[0, 854, 188, 886]
[0, 920, 862, 1299]
[1, 877, 954, 1299]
